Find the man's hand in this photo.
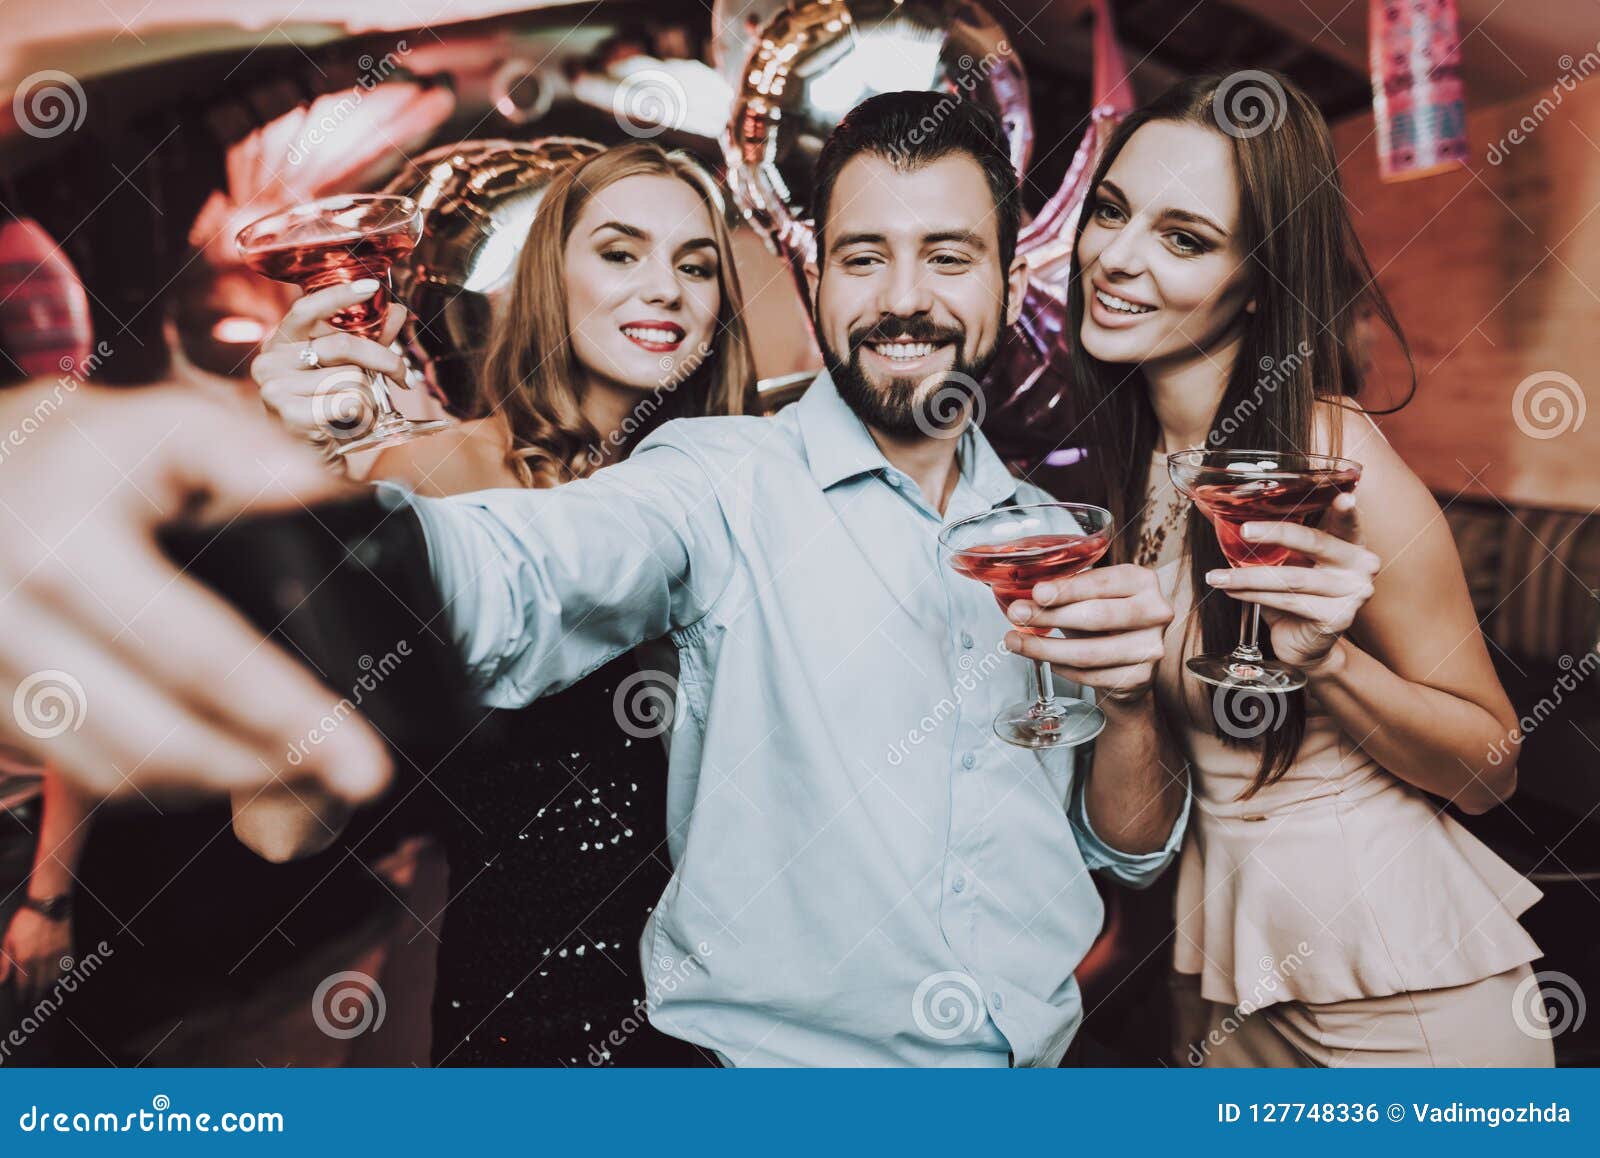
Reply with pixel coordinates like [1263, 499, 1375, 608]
[1002, 563, 1174, 703]
[1006, 563, 1187, 859]
[0, 381, 391, 802]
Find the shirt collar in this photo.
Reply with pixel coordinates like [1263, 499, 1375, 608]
[796, 368, 1022, 507]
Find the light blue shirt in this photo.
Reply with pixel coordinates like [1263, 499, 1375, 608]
[386, 369, 1189, 1067]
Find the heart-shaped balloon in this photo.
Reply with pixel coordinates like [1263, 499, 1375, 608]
[382, 137, 604, 415]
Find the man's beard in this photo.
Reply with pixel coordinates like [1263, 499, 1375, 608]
[818, 302, 1004, 438]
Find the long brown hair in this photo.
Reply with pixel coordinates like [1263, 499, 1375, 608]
[478, 143, 755, 488]
[1065, 72, 1415, 796]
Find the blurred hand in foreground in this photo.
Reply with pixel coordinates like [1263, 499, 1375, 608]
[0, 380, 391, 802]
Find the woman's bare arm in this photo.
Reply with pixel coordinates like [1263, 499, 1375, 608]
[368, 416, 519, 496]
[1220, 405, 1520, 813]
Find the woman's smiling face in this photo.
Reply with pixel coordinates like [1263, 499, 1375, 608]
[1076, 120, 1254, 369]
[562, 173, 722, 395]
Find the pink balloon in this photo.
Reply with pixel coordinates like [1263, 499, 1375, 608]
[985, 0, 1131, 466]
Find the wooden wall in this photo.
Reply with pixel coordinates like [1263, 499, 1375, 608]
[1332, 76, 1600, 512]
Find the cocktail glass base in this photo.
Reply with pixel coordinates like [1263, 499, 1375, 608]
[993, 698, 1106, 749]
[1184, 654, 1305, 694]
[332, 416, 454, 457]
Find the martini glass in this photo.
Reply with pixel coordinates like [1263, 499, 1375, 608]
[941, 503, 1114, 749]
[1167, 449, 1362, 693]
[236, 194, 451, 456]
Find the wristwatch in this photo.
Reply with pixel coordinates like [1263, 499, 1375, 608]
[19, 893, 72, 920]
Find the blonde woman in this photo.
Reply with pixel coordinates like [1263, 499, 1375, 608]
[242, 143, 753, 1065]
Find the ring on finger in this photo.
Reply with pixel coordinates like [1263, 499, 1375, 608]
[298, 340, 321, 370]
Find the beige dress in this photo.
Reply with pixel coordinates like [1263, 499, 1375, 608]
[1140, 451, 1551, 1067]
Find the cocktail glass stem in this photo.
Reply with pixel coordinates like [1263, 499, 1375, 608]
[362, 367, 405, 424]
[355, 273, 404, 423]
[993, 651, 1102, 748]
[1236, 602, 1263, 660]
[1026, 658, 1056, 719]
[324, 279, 450, 456]
[332, 363, 437, 455]
[1224, 601, 1266, 678]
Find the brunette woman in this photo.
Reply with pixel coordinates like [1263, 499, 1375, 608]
[1064, 73, 1548, 1067]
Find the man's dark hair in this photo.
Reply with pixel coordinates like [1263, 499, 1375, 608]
[812, 90, 1021, 270]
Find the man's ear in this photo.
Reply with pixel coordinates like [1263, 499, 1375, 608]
[804, 259, 820, 316]
[1004, 255, 1029, 328]
[1245, 298, 1258, 315]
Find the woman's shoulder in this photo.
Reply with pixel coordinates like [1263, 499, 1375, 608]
[1311, 398, 1442, 554]
[371, 416, 520, 496]
[1312, 398, 1409, 482]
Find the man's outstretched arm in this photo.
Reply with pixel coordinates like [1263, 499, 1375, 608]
[234, 424, 738, 861]
[391, 431, 734, 709]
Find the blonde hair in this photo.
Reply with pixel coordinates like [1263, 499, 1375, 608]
[477, 143, 755, 488]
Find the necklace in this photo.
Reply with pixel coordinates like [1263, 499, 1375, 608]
[1134, 459, 1187, 570]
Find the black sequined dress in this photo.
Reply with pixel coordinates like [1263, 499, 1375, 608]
[429, 652, 708, 1066]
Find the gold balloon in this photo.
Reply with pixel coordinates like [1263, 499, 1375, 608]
[384, 137, 602, 415]
[722, 0, 1029, 274]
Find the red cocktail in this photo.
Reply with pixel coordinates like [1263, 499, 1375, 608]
[237, 194, 450, 456]
[1190, 470, 1360, 568]
[949, 531, 1112, 636]
[243, 229, 417, 338]
[941, 503, 1113, 749]
[1169, 450, 1362, 691]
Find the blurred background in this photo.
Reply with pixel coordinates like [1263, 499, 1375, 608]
[0, 0, 1596, 1066]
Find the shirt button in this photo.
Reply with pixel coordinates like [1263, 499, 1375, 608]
[961, 751, 977, 770]
[990, 992, 1005, 1012]
[952, 876, 966, 893]
[960, 631, 974, 649]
